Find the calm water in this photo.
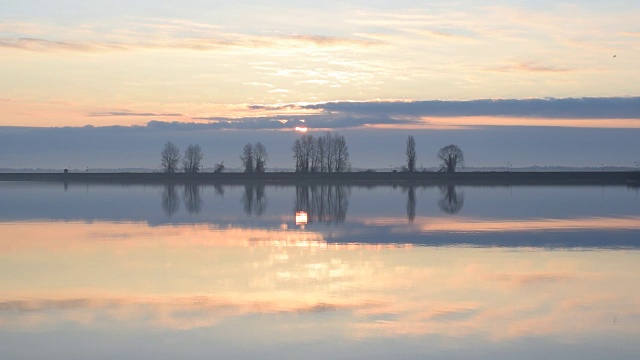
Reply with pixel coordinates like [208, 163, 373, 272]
[1, 182, 639, 359]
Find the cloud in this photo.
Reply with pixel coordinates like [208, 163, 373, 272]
[244, 82, 275, 88]
[89, 111, 184, 117]
[86, 96, 640, 132]
[487, 62, 572, 73]
[0, 37, 127, 52]
[0, 33, 382, 53]
[300, 97, 640, 120]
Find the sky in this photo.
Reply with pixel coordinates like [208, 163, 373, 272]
[1, 0, 639, 169]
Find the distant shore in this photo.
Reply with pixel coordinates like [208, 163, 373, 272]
[1, 171, 639, 186]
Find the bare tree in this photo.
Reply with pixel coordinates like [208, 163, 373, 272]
[292, 135, 316, 172]
[301, 134, 315, 172]
[406, 135, 417, 172]
[292, 132, 350, 173]
[334, 133, 350, 172]
[325, 133, 335, 173]
[214, 161, 225, 173]
[292, 138, 303, 172]
[316, 135, 328, 172]
[161, 141, 180, 173]
[437, 144, 464, 173]
[182, 144, 203, 173]
[240, 143, 254, 173]
[254, 142, 268, 173]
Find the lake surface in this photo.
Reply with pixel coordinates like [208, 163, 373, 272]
[1, 182, 639, 359]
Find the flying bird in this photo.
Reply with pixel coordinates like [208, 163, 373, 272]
[613, 55, 617, 58]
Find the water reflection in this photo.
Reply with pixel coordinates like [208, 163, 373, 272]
[438, 185, 464, 214]
[241, 184, 267, 216]
[2, 183, 640, 359]
[183, 184, 203, 214]
[295, 185, 349, 224]
[213, 184, 225, 197]
[404, 186, 416, 223]
[162, 184, 180, 217]
[1, 220, 639, 360]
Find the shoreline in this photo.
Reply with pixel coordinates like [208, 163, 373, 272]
[1, 171, 639, 186]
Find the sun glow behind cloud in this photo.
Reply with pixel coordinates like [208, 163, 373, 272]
[1, 1, 639, 127]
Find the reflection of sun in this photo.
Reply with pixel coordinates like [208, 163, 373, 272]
[295, 126, 308, 133]
[295, 211, 308, 226]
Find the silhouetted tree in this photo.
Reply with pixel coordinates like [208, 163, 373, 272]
[333, 133, 350, 172]
[315, 135, 328, 172]
[301, 134, 315, 172]
[240, 143, 254, 173]
[292, 134, 315, 172]
[437, 144, 464, 173]
[293, 132, 350, 172]
[161, 141, 180, 173]
[406, 135, 417, 172]
[254, 142, 268, 173]
[292, 138, 303, 172]
[182, 144, 203, 173]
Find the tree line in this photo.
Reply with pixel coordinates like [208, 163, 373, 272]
[292, 133, 350, 173]
[160, 133, 464, 173]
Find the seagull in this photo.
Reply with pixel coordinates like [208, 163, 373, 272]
[613, 55, 617, 58]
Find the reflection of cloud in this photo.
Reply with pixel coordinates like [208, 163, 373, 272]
[485, 272, 574, 286]
[363, 216, 640, 233]
[0, 296, 377, 331]
[1, 220, 640, 342]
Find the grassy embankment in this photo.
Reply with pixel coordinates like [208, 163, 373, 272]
[1, 171, 638, 186]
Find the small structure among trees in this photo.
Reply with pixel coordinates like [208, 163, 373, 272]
[161, 141, 180, 173]
[182, 144, 203, 173]
[292, 132, 350, 173]
[214, 161, 225, 173]
[437, 144, 464, 173]
[405, 135, 417, 172]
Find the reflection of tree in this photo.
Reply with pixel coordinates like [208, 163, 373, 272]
[241, 184, 267, 216]
[183, 184, 203, 214]
[438, 185, 464, 214]
[404, 186, 416, 223]
[214, 184, 225, 197]
[162, 184, 180, 217]
[295, 185, 350, 224]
